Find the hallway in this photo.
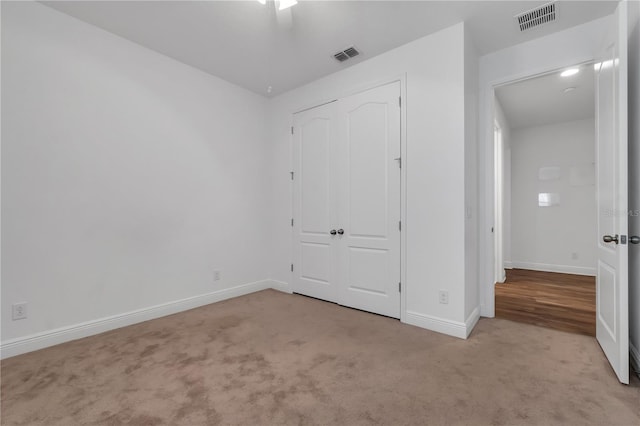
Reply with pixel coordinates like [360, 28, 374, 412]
[495, 269, 596, 336]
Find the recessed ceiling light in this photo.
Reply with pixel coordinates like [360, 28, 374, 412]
[564, 87, 576, 93]
[561, 68, 580, 77]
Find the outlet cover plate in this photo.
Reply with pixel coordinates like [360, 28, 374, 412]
[12, 302, 28, 320]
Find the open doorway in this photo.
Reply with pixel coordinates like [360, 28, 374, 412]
[493, 62, 597, 336]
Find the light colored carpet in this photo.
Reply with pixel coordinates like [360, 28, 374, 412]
[1, 289, 639, 425]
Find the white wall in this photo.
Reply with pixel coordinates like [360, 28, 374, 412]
[510, 119, 596, 275]
[627, 0, 640, 373]
[478, 16, 610, 316]
[464, 29, 479, 323]
[1, 2, 271, 351]
[268, 23, 478, 337]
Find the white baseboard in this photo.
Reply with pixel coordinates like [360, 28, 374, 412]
[404, 311, 475, 340]
[508, 261, 596, 276]
[0, 279, 276, 360]
[465, 307, 481, 338]
[631, 342, 640, 377]
[268, 279, 292, 294]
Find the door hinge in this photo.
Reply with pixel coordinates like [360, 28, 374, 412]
[398, 282, 401, 293]
[291, 218, 294, 227]
[291, 126, 294, 135]
[399, 221, 402, 231]
[395, 157, 402, 168]
[399, 96, 402, 108]
[291, 264, 294, 272]
[290, 171, 294, 180]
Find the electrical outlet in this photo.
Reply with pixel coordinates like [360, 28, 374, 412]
[12, 303, 28, 320]
[213, 270, 221, 282]
[438, 290, 449, 305]
[571, 252, 579, 260]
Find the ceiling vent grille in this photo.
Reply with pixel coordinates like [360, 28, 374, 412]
[334, 46, 360, 63]
[334, 51, 349, 62]
[343, 47, 359, 58]
[515, 2, 556, 32]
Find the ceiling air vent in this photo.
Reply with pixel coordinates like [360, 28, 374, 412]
[334, 46, 360, 63]
[515, 2, 556, 32]
[334, 51, 349, 62]
[343, 47, 359, 58]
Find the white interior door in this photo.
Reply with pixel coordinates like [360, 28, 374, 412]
[336, 82, 401, 318]
[292, 102, 339, 303]
[595, 1, 629, 384]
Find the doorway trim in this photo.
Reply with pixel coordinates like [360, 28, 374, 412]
[288, 74, 408, 322]
[479, 59, 597, 318]
[493, 120, 505, 285]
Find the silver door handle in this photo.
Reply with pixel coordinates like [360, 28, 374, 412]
[631, 236, 640, 244]
[603, 234, 619, 244]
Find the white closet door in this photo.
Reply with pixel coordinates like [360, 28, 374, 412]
[335, 82, 402, 318]
[292, 102, 339, 302]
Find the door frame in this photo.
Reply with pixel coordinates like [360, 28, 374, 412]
[289, 74, 408, 322]
[478, 14, 611, 319]
[479, 57, 599, 318]
[493, 120, 505, 285]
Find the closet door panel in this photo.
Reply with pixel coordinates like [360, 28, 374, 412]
[292, 103, 338, 302]
[336, 82, 401, 318]
[347, 103, 389, 239]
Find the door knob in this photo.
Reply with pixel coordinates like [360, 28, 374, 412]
[337, 229, 344, 235]
[330, 229, 337, 235]
[631, 236, 640, 244]
[603, 234, 619, 244]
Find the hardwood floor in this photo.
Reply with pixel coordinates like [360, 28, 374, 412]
[495, 269, 596, 336]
